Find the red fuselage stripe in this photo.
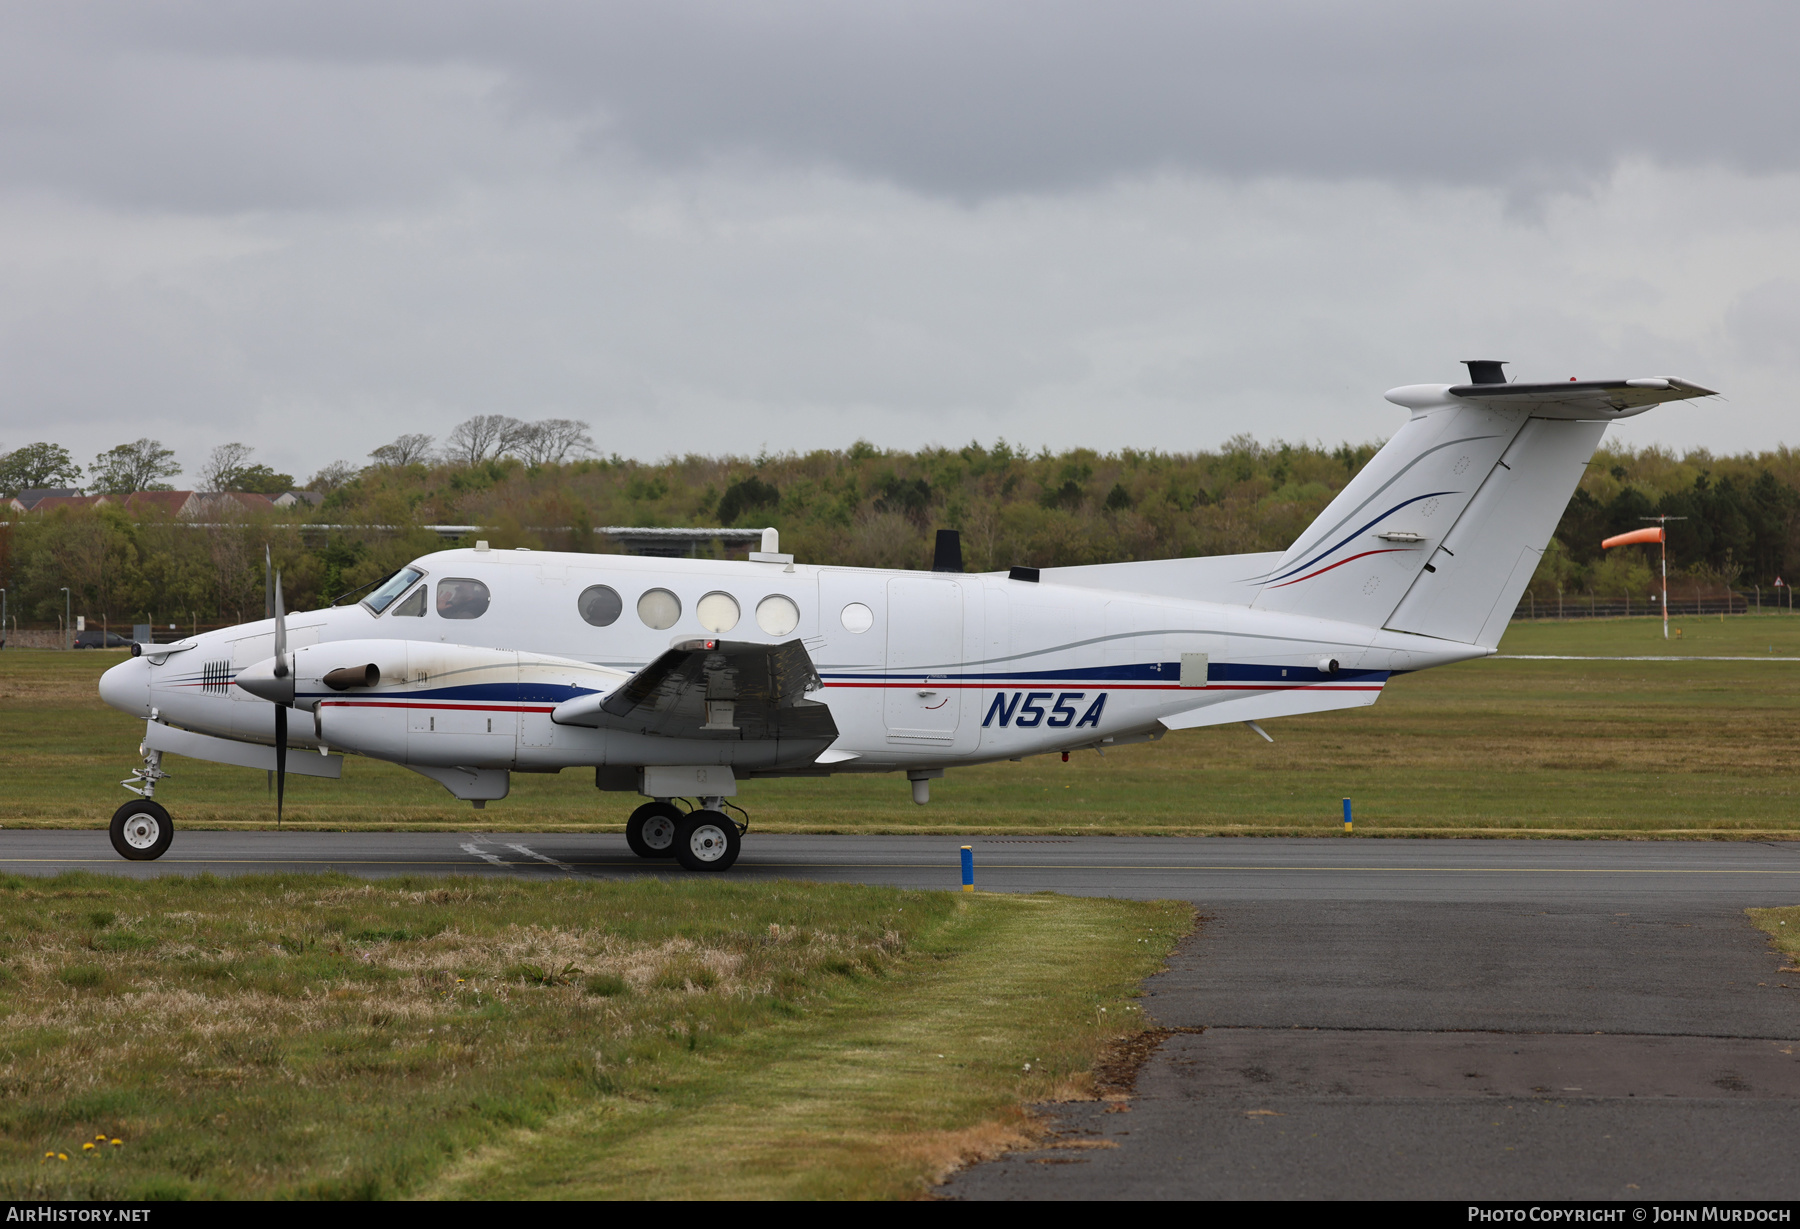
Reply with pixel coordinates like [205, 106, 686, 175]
[1267, 547, 1414, 588]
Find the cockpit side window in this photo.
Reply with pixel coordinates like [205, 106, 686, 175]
[436, 578, 491, 620]
[362, 567, 425, 615]
[391, 586, 427, 617]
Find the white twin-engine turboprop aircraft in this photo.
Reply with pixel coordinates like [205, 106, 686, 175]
[97, 363, 1714, 870]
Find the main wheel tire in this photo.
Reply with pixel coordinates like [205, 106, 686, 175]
[110, 799, 173, 862]
[673, 810, 741, 872]
[626, 801, 683, 859]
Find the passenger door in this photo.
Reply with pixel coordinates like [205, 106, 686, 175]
[883, 577, 965, 746]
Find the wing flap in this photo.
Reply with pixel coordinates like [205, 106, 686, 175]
[556, 638, 838, 743]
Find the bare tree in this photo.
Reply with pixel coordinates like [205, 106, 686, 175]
[306, 460, 358, 492]
[368, 433, 436, 468]
[443, 415, 525, 466]
[200, 442, 254, 491]
[512, 418, 596, 466]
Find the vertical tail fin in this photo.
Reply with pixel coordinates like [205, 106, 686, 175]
[1251, 370, 1715, 646]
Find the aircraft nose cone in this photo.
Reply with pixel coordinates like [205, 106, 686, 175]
[98, 655, 151, 718]
[233, 656, 292, 704]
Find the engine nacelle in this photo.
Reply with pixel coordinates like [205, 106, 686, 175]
[237, 639, 625, 768]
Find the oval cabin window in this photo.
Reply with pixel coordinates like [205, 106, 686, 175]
[637, 588, 682, 630]
[696, 592, 740, 634]
[840, 602, 874, 634]
[757, 594, 800, 636]
[578, 585, 623, 627]
[436, 578, 491, 620]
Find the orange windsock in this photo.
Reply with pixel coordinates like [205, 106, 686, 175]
[1601, 526, 1664, 549]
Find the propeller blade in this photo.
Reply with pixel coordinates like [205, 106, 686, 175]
[273, 570, 288, 678]
[274, 703, 287, 829]
[266, 547, 276, 798]
[273, 568, 289, 827]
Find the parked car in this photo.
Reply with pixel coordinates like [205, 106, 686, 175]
[73, 630, 134, 649]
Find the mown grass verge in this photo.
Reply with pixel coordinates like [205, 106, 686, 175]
[1748, 905, 1800, 974]
[0, 872, 1187, 1200]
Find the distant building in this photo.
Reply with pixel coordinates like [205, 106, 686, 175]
[6, 488, 83, 511]
[273, 491, 324, 508]
[185, 491, 276, 519]
[15, 493, 100, 513]
[110, 490, 193, 516]
[98, 491, 278, 519]
[5, 489, 279, 519]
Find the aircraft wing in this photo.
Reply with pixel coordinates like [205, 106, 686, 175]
[552, 637, 838, 742]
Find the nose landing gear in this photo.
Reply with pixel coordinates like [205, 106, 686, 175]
[111, 799, 173, 861]
[112, 745, 174, 861]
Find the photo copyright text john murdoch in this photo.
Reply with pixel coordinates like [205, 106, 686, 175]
[1467, 1208, 1795, 1224]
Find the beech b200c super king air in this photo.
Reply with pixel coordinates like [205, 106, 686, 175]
[96, 363, 1715, 870]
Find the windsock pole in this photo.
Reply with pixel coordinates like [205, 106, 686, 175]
[1601, 524, 1676, 639]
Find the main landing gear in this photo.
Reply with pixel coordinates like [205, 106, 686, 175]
[625, 801, 681, 859]
[112, 746, 174, 861]
[625, 797, 744, 872]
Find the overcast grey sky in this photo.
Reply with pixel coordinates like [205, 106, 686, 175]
[2, 1, 1797, 484]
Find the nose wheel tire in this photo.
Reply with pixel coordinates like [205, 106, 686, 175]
[110, 799, 173, 861]
[674, 810, 741, 872]
[625, 801, 683, 859]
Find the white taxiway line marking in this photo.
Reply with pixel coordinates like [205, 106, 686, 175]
[505, 842, 579, 874]
[459, 842, 511, 868]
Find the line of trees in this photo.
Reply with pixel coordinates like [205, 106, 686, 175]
[0, 413, 600, 501]
[3, 432, 1798, 630]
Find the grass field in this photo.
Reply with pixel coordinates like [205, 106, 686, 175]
[1749, 905, 1800, 971]
[5, 613, 1800, 838]
[0, 873, 1186, 1199]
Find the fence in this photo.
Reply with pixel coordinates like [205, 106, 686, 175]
[1508, 590, 1792, 620]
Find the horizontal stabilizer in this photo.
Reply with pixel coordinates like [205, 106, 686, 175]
[1387, 376, 1716, 420]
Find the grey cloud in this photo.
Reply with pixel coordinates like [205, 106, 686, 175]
[5, 1, 1800, 211]
[1726, 280, 1800, 366]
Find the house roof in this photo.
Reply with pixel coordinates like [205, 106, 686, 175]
[26, 494, 101, 513]
[117, 490, 194, 516]
[196, 491, 276, 512]
[8, 488, 82, 510]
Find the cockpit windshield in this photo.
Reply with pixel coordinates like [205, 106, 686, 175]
[362, 567, 425, 615]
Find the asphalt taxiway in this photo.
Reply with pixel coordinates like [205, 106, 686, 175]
[6, 830, 1799, 1199]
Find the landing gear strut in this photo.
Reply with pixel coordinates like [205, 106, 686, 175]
[112, 745, 174, 861]
[626, 800, 683, 859]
